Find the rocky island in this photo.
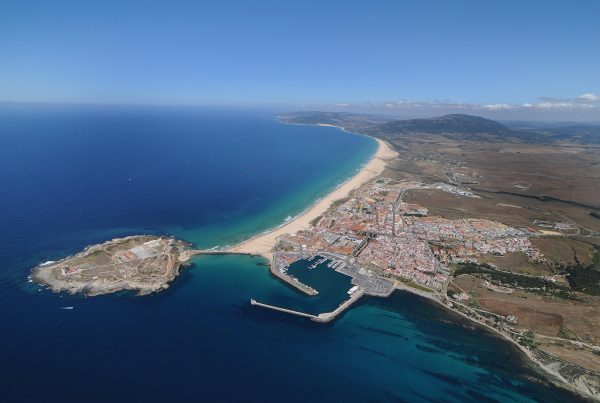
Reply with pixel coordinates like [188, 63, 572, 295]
[32, 235, 195, 296]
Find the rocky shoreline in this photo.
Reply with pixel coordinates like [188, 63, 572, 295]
[32, 235, 193, 296]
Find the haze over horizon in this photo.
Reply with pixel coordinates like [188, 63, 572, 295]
[1, 0, 599, 121]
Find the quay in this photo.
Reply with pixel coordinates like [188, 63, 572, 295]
[250, 299, 318, 319]
[269, 265, 318, 296]
[313, 287, 365, 323]
[250, 287, 366, 323]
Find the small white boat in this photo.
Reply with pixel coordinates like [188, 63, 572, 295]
[60, 306, 74, 310]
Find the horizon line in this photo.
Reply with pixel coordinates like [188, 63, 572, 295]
[1, 100, 600, 124]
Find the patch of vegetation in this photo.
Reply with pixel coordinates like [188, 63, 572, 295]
[330, 197, 350, 209]
[566, 265, 600, 296]
[519, 330, 537, 349]
[447, 290, 459, 298]
[453, 262, 495, 276]
[559, 245, 600, 296]
[467, 298, 481, 309]
[398, 277, 434, 293]
[310, 215, 322, 226]
[275, 242, 295, 252]
[454, 263, 569, 295]
[591, 245, 600, 267]
[556, 289, 580, 301]
[558, 325, 579, 341]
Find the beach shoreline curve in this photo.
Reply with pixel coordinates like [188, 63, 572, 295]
[228, 132, 397, 260]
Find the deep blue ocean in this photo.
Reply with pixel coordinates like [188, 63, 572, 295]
[0, 105, 581, 402]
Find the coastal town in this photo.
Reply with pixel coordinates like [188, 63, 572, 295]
[250, 170, 600, 399]
[268, 177, 547, 311]
[272, 112, 600, 400]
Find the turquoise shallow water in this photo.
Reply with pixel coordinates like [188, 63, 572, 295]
[0, 105, 582, 402]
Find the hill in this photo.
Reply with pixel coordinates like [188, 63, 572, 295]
[374, 114, 512, 136]
[281, 112, 546, 143]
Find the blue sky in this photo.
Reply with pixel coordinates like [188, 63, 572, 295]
[1, 0, 599, 119]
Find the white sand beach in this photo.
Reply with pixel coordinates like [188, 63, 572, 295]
[229, 137, 398, 260]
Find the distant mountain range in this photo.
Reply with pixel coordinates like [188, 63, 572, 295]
[280, 112, 600, 144]
[371, 114, 515, 139]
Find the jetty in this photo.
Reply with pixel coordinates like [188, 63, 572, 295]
[313, 287, 365, 323]
[250, 299, 318, 319]
[250, 287, 366, 323]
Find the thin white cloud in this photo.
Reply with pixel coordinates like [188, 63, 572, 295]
[483, 104, 513, 110]
[538, 96, 569, 103]
[537, 102, 576, 109]
[308, 94, 600, 121]
[354, 98, 598, 112]
[577, 93, 600, 103]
